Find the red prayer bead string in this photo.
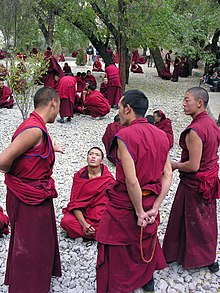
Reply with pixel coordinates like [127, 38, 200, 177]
[140, 221, 158, 263]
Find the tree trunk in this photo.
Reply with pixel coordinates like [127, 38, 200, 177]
[150, 47, 164, 77]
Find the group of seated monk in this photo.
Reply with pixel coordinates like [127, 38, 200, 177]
[0, 79, 14, 109]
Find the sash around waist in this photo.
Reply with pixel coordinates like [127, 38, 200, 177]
[5, 174, 58, 205]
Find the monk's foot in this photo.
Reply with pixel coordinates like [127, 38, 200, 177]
[142, 277, 154, 292]
[57, 118, 64, 123]
[67, 117, 71, 122]
[208, 261, 219, 273]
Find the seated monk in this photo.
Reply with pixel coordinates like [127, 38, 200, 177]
[161, 63, 172, 80]
[0, 206, 9, 237]
[130, 62, 143, 73]
[71, 50, 78, 58]
[102, 114, 125, 165]
[92, 58, 104, 72]
[0, 79, 14, 109]
[61, 147, 115, 240]
[78, 83, 110, 118]
[153, 110, 174, 149]
[76, 72, 86, 93]
[85, 70, 97, 88]
[63, 62, 72, 75]
[100, 77, 109, 99]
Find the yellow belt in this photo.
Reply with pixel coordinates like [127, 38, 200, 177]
[142, 189, 152, 197]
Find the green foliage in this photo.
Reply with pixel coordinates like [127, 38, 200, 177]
[7, 53, 49, 120]
[76, 48, 86, 66]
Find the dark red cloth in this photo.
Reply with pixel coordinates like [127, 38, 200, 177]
[71, 51, 78, 58]
[138, 56, 146, 64]
[179, 58, 190, 77]
[61, 165, 115, 239]
[83, 90, 110, 118]
[0, 86, 14, 108]
[59, 53, 65, 62]
[161, 65, 172, 80]
[131, 63, 143, 73]
[92, 60, 104, 72]
[131, 50, 139, 63]
[102, 121, 125, 165]
[0, 206, 9, 237]
[96, 118, 169, 292]
[76, 76, 86, 92]
[154, 111, 174, 149]
[85, 74, 97, 88]
[105, 64, 122, 106]
[63, 64, 72, 75]
[4, 111, 61, 293]
[172, 57, 181, 82]
[43, 56, 64, 90]
[58, 76, 77, 117]
[163, 111, 220, 269]
[100, 82, 109, 99]
[165, 52, 172, 70]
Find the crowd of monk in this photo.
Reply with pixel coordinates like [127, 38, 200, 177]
[0, 47, 219, 293]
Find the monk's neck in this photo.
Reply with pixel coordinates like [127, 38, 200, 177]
[191, 109, 206, 119]
[88, 166, 102, 179]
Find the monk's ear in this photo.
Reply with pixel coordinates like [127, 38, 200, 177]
[125, 104, 132, 114]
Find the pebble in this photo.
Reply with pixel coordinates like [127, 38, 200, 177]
[0, 62, 219, 293]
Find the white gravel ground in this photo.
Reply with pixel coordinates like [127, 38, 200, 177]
[0, 61, 219, 293]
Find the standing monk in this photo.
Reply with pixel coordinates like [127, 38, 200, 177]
[58, 74, 77, 123]
[0, 87, 63, 293]
[163, 87, 220, 273]
[96, 90, 172, 292]
[61, 147, 115, 240]
[165, 50, 172, 70]
[43, 55, 64, 91]
[0, 79, 14, 109]
[172, 52, 181, 82]
[105, 63, 122, 108]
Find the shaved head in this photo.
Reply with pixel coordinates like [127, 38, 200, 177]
[186, 87, 209, 108]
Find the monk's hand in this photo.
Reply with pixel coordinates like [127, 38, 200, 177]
[171, 160, 179, 171]
[137, 212, 150, 228]
[146, 208, 158, 225]
[53, 142, 65, 153]
[83, 223, 95, 235]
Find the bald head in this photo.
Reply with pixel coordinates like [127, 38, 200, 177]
[186, 87, 209, 108]
[34, 87, 60, 109]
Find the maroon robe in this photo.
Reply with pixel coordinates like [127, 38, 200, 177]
[154, 110, 174, 149]
[4, 111, 61, 293]
[76, 76, 86, 92]
[83, 90, 110, 118]
[85, 74, 97, 88]
[165, 53, 172, 70]
[131, 50, 139, 63]
[172, 57, 181, 82]
[105, 64, 122, 106]
[102, 121, 125, 165]
[163, 111, 220, 269]
[43, 56, 64, 90]
[96, 118, 169, 293]
[161, 65, 172, 80]
[131, 63, 143, 73]
[63, 64, 72, 75]
[0, 206, 9, 237]
[61, 165, 115, 239]
[100, 82, 109, 99]
[0, 86, 14, 108]
[92, 60, 104, 72]
[58, 75, 77, 118]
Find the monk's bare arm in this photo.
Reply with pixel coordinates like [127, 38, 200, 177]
[147, 154, 172, 219]
[0, 128, 42, 173]
[172, 130, 202, 172]
[117, 138, 150, 227]
[73, 209, 95, 235]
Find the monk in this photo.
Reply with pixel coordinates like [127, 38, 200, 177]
[92, 58, 104, 72]
[0, 87, 64, 293]
[130, 62, 144, 73]
[163, 87, 220, 273]
[105, 63, 122, 107]
[153, 110, 174, 149]
[43, 54, 64, 91]
[100, 77, 109, 99]
[96, 90, 172, 293]
[63, 62, 72, 75]
[161, 63, 172, 80]
[0, 206, 9, 237]
[0, 79, 14, 109]
[44, 47, 52, 58]
[102, 114, 125, 165]
[172, 52, 181, 82]
[78, 83, 110, 118]
[85, 70, 97, 88]
[76, 72, 86, 93]
[61, 147, 115, 240]
[58, 74, 77, 123]
[165, 50, 172, 70]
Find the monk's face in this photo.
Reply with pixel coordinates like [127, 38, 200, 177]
[183, 92, 201, 116]
[48, 98, 60, 123]
[0, 81, 4, 89]
[118, 97, 129, 126]
[153, 113, 161, 123]
[87, 148, 103, 167]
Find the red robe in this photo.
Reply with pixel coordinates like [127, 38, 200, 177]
[58, 75, 77, 117]
[92, 60, 104, 72]
[4, 111, 61, 293]
[163, 111, 220, 269]
[0, 206, 9, 237]
[43, 56, 64, 90]
[105, 64, 122, 106]
[100, 82, 109, 99]
[85, 74, 97, 88]
[0, 86, 14, 108]
[102, 121, 125, 165]
[165, 53, 172, 70]
[161, 65, 172, 80]
[131, 63, 143, 73]
[83, 90, 110, 118]
[131, 50, 139, 63]
[154, 111, 174, 149]
[96, 118, 169, 293]
[61, 165, 115, 239]
[172, 57, 181, 82]
[76, 76, 86, 92]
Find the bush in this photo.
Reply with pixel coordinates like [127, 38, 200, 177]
[76, 49, 86, 66]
